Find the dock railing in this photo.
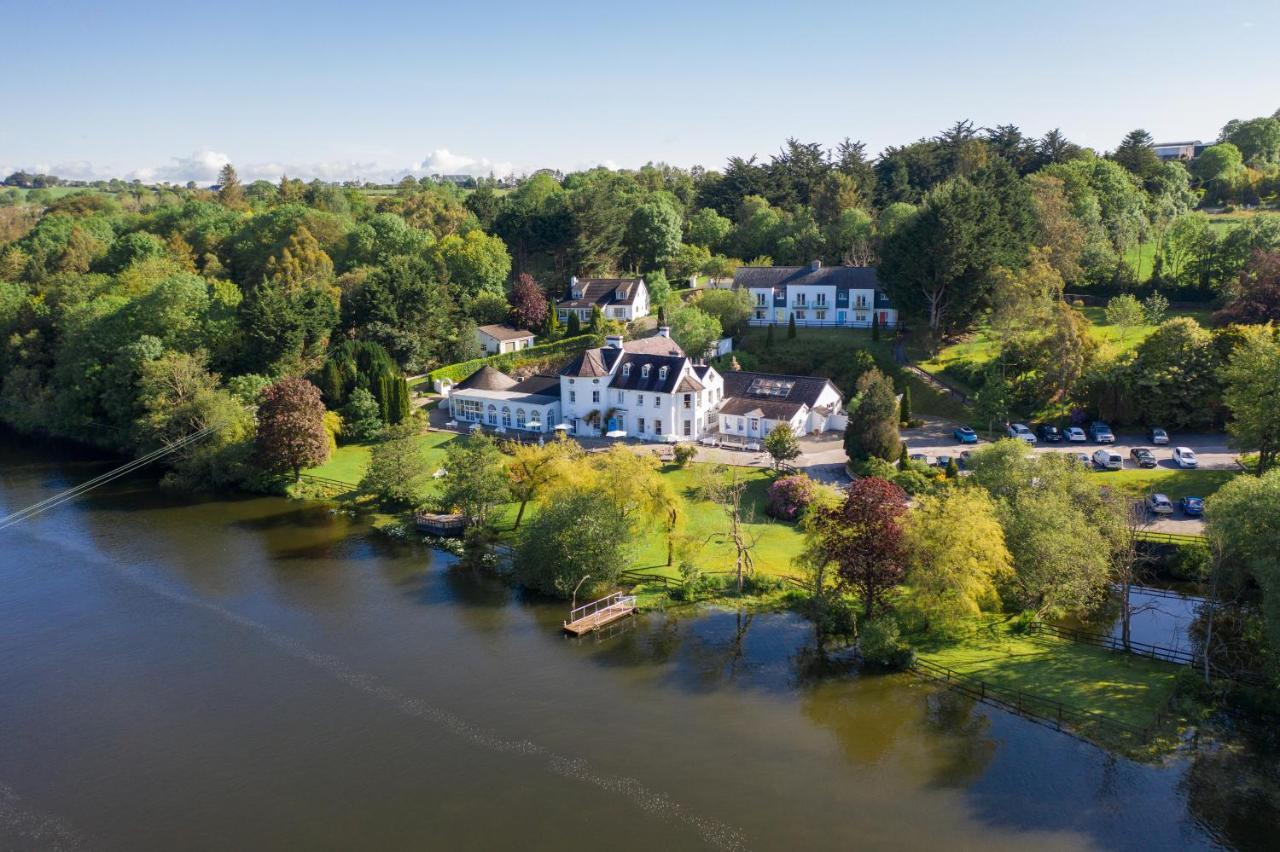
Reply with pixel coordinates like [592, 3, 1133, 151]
[564, 592, 636, 628]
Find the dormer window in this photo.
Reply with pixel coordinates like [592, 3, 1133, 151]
[622, 363, 631, 378]
[641, 364, 650, 378]
[659, 366, 668, 381]
[571, 289, 581, 299]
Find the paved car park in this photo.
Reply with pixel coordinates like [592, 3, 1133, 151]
[901, 418, 1245, 534]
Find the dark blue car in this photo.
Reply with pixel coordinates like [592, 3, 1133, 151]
[953, 426, 978, 444]
[1180, 496, 1204, 517]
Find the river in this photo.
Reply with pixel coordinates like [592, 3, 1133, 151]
[0, 435, 1272, 851]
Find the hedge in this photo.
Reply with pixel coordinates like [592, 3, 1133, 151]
[421, 334, 599, 385]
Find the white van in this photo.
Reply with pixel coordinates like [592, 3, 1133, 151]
[1092, 449, 1123, 470]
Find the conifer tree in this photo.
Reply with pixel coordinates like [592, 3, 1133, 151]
[217, 163, 244, 207]
[899, 385, 912, 425]
[766, 323, 775, 349]
[788, 313, 797, 339]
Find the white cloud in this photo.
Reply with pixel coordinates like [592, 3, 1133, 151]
[408, 148, 514, 178]
[7, 147, 525, 186]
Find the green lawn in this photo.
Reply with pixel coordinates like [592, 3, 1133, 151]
[915, 618, 1180, 733]
[308, 433, 808, 578]
[1089, 466, 1237, 500]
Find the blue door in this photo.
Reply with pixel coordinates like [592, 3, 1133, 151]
[837, 311, 846, 325]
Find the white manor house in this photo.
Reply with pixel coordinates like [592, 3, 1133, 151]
[446, 328, 847, 443]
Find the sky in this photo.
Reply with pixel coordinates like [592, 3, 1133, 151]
[2, 0, 1278, 184]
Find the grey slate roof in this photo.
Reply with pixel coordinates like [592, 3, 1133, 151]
[733, 263, 892, 309]
[717, 396, 806, 421]
[477, 323, 535, 341]
[622, 336, 684, 357]
[611, 354, 691, 394]
[558, 278, 644, 309]
[721, 370, 840, 410]
[559, 346, 623, 378]
[509, 374, 561, 398]
[455, 365, 518, 391]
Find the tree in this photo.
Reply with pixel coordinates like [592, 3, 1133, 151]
[898, 384, 912, 424]
[1142, 292, 1169, 325]
[1205, 468, 1280, 651]
[433, 230, 511, 298]
[904, 489, 1012, 631]
[341, 387, 384, 441]
[1111, 129, 1161, 179]
[685, 207, 732, 251]
[696, 288, 752, 337]
[1222, 116, 1280, 166]
[360, 422, 426, 505]
[763, 422, 801, 471]
[1215, 251, 1280, 326]
[668, 304, 721, 360]
[1027, 173, 1086, 283]
[700, 464, 759, 594]
[505, 436, 580, 528]
[1131, 317, 1220, 430]
[765, 322, 775, 349]
[255, 377, 330, 480]
[566, 311, 581, 336]
[1219, 324, 1280, 474]
[787, 312, 796, 338]
[515, 488, 633, 597]
[436, 432, 509, 526]
[844, 368, 899, 463]
[217, 164, 244, 207]
[878, 177, 1010, 345]
[625, 196, 682, 271]
[811, 477, 908, 619]
[1192, 142, 1246, 204]
[1104, 293, 1144, 338]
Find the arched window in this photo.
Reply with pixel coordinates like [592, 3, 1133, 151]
[488, 404, 497, 424]
[502, 406, 512, 427]
[516, 408, 526, 429]
[622, 363, 631, 378]
[641, 364, 650, 378]
[659, 366, 668, 381]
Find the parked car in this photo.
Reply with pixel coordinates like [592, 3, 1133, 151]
[1037, 424, 1062, 442]
[1063, 426, 1087, 442]
[1090, 421, 1115, 443]
[1129, 448, 1157, 468]
[1149, 427, 1170, 445]
[953, 426, 978, 444]
[958, 450, 973, 468]
[1005, 423, 1037, 445]
[909, 453, 931, 466]
[1092, 449, 1123, 470]
[936, 455, 953, 470]
[1073, 452, 1092, 466]
[1180, 496, 1205, 517]
[1146, 493, 1174, 515]
[1172, 447, 1199, 469]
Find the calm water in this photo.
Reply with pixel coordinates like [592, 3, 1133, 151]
[0, 436, 1271, 851]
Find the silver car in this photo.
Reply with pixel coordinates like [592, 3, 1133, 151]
[1172, 447, 1199, 469]
[1146, 493, 1174, 515]
[1005, 423, 1037, 445]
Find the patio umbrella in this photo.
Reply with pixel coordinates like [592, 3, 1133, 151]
[605, 429, 627, 439]
[445, 419, 458, 428]
[526, 420, 542, 430]
[554, 423, 571, 431]
[469, 422, 483, 431]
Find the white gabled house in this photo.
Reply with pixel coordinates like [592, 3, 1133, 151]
[558, 328, 724, 440]
[716, 372, 846, 440]
[556, 277, 650, 323]
[475, 324, 536, 354]
[736, 261, 896, 329]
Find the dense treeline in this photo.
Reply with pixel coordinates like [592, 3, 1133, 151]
[2, 111, 1280, 487]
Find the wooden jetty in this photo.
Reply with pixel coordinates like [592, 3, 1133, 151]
[563, 592, 637, 636]
[414, 511, 468, 537]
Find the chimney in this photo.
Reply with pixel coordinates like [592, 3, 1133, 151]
[605, 334, 624, 349]
[810, 259, 821, 270]
[657, 325, 670, 338]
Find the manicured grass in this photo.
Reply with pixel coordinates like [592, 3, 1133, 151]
[1077, 305, 1214, 358]
[915, 618, 1180, 731]
[308, 433, 808, 578]
[304, 430, 459, 491]
[1089, 466, 1238, 500]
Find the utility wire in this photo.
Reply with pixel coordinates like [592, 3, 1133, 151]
[0, 425, 218, 531]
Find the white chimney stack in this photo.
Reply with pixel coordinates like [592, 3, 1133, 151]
[657, 325, 671, 338]
[605, 334, 624, 349]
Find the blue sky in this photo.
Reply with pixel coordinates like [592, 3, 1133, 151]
[3, 0, 1277, 182]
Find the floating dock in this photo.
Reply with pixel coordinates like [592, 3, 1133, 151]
[563, 593, 637, 636]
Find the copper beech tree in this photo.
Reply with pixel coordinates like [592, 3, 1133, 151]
[811, 476, 909, 620]
[255, 377, 331, 480]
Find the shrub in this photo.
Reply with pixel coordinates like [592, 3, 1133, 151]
[672, 443, 697, 467]
[766, 474, 817, 521]
[858, 617, 915, 670]
[428, 334, 597, 384]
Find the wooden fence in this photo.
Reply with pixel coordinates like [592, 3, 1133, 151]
[910, 657, 1152, 747]
[1026, 621, 1197, 666]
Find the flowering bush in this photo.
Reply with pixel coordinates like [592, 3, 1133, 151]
[766, 474, 817, 521]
